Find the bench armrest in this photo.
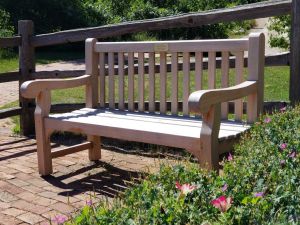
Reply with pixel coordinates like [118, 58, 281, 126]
[20, 75, 91, 99]
[188, 80, 258, 114]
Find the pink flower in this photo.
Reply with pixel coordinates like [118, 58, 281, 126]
[280, 107, 286, 113]
[254, 192, 264, 198]
[221, 184, 228, 192]
[289, 151, 296, 158]
[227, 153, 233, 161]
[280, 143, 287, 151]
[280, 159, 286, 166]
[52, 215, 68, 224]
[86, 199, 93, 206]
[264, 117, 271, 123]
[175, 181, 197, 195]
[211, 196, 232, 213]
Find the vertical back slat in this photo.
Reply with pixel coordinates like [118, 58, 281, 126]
[128, 52, 134, 111]
[208, 52, 216, 89]
[171, 53, 178, 115]
[148, 52, 155, 112]
[221, 51, 229, 119]
[183, 52, 190, 116]
[118, 52, 124, 110]
[234, 51, 244, 121]
[99, 52, 105, 108]
[138, 53, 144, 111]
[108, 52, 115, 109]
[195, 52, 203, 90]
[247, 33, 265, 123]
[160, 52, 167, 114]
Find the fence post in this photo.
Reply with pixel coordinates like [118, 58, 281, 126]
[18, 20, 35, 135]
[290, 0, 300, 105]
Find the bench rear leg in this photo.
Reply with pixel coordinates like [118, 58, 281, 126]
[88, 135, 101, 161]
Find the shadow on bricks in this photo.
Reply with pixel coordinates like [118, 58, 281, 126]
[43, 161, 143, 198]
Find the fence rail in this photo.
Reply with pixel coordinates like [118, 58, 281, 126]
[0, 0, 297, 135]
[31, 0, 291, 47]
[0, 36, 21, 48]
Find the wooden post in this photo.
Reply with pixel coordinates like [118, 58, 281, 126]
[19, 20, 35, 135]
[290, 0, 300, 105]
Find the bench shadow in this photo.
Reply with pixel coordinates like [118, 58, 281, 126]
[43, 161, 144, 198]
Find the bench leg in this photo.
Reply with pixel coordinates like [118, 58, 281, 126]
[36, 127, 52, 176]
[88, 135, 101, 161]
[197, 103, 221, 170]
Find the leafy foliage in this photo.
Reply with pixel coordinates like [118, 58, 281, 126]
[0, 0, 253, 40]
[69, 106, 300, 224]
[0, 7, 15, 57]
[269, 15, 291, 50]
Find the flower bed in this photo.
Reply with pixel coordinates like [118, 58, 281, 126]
[68, 106, 300, 224]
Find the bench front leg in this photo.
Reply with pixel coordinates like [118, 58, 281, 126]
[198, 103, 221, 170]
[34, 90, 53, 175]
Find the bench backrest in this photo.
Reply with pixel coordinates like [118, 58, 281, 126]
[85, 33, 265, 123]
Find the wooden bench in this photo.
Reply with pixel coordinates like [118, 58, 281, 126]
[21, 33, 265, 176]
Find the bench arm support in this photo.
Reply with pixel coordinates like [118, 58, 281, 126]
[188, 80, 258, 114]
[20, 75, 91, 99]
[189, 81, 257, 170]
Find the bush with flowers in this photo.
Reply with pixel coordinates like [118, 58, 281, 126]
[67, 106, 300, 224]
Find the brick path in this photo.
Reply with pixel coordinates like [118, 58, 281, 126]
[0, 135, 173, 225]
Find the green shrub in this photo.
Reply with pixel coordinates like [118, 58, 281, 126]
[69, 106, 300, 224]
[0, 7, 15, 58]
[269, 15, 291, 50]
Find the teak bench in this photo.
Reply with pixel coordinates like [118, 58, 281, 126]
[21, 33, 265, 176]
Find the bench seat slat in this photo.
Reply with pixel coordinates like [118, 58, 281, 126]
[46, 109, 249, 150]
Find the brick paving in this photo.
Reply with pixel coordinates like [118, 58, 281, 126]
[0, 134, 174, 224]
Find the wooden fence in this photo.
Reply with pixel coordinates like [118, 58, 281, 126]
[0, 0, 297, 135]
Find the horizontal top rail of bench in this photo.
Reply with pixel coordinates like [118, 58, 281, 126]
[0, 36, 22, 48]
[95, 39, 248, 52]
[31, 0, 291, 47]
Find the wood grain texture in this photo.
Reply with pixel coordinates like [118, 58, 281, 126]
[138, 53, 145, 111]
[189, 81, 257, 114]
[95, 40, 248, 53]
[247, 33, 265, 123]
[198, 103, 221, 170]
[195, 52, 203, 90]
[32, 0, 290, 47]
[30, 52, 290, 81]
[51, 142, 92, 158]
[85, 38, 99, 108]
[18, 20, 35, 136]
[128, 52, 135, 111]
[99, 52, 106, 107]
[183, 52, 190, 116]
[208, 52, 216, 89]
[0, 36, 21, 48]
[234, 51, 244, 121]
[171, 53, 178, 115]
[160, 52, 167, 114]
[108, 52, 115, 109]
[148, 52, 155, 112]
[221, 51, 229, 119]
[20, 75, 91, 98]
[118, 52, 125, 110]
